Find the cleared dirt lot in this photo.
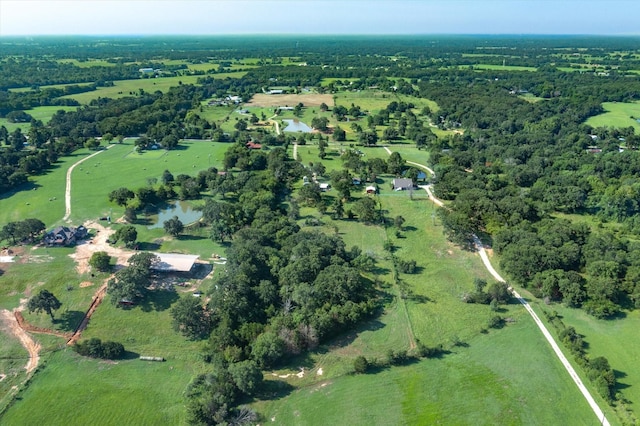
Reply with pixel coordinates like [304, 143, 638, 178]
[245, 93, 334, 108]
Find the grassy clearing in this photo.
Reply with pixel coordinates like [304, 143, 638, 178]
[60, 73, 245, 105]
[1, 348, 204, 426]
[254, 317, 600, 425]
[67, 140, 228, 224]
[0, 328, 28, 413]
[334, 90, 438, 115]
[532, 299, 640, 415]
[460, 64, 538, 72]
[519, 93, 547, 103]
[0, 151, 82, 226]
[0, 106, 78, 133]
[585, 101, 640, 131]
[57, 59, 116, 67]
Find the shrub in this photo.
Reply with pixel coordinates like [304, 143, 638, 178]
[487, 315, 504, 329]
[397, 259, 417, 274]
[74, 338, 125, 359]
[353, 356, 369, 374]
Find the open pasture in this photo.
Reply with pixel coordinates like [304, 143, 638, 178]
[60, 73, 246, 105]
[1, 349, 203, 426]
[57, 59, 117, 68]
[67, 140, 228, 223]
[254, 307, 603, 425]
[0, 105, 78, 133]
[244, 93, 334, 108]
[460, 64, 538, 72]
[536, 300, 640, 419]
[585, 101, 640, 132]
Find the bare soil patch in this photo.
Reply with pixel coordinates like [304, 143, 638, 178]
[0, 309, 40, 374]
[245, 93, 334, 108]
[69, 220, 133, 274]
[79, 281, 93, 288]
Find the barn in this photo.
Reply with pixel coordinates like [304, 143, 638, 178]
[151, 253, 200, 273]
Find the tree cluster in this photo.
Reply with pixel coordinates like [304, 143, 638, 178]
[73, 338, 125, 360]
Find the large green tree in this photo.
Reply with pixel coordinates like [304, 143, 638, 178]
[163, 216, 184, 237]
[89, 251, 111, 272]
[27, 289, 61, 321]
[170, 296, 212, 339]
[108, 187, 135, 207]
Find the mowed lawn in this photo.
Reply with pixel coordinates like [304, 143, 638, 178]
[586, 101, 640, 132]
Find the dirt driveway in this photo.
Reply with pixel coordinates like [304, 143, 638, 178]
[69, 220, 134, 274]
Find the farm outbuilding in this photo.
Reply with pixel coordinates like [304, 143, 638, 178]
[151, 253, 200, 273]
[392, 178, 414, 191]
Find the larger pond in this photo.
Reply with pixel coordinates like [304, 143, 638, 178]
[283, 119, 312, 133]
[148, 200, 202, 229]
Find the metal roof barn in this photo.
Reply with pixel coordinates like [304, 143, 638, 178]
[151, 253, 200, 272]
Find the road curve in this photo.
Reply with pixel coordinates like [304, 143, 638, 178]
[384, 149, 610, 426]
[63, 145, 114, 222]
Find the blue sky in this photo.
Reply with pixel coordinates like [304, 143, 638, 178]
[0, 0, 638, 36]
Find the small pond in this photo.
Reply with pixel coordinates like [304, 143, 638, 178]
[148, 200, 202, 229]
[283, 119, 313, 133]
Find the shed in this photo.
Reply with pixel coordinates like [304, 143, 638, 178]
[151, 253, 200, 272]
[366, 185, 377, 194]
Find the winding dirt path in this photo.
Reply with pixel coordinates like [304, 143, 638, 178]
[63, 145, 114, 222]
[0, 147, 119, 375]
[384, 148, 610, 426]
[0, 310, 40, 374]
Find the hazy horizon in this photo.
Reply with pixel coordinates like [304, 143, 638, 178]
[1, 0, 639, 37]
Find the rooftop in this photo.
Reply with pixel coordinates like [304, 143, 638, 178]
[151, 253, 200, 272]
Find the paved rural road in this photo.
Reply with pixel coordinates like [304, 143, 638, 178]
[383, 148, 611, 426]
[63, 145, 114, 222]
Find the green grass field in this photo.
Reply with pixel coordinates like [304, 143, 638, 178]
[254, 311, 602, 425]
[0, 91, 622, 424]
[1, 349, 203, 425]
[60, 73, 246, 105]
[460, 64, 538, 72]
[0, 106, 78, 133]
[64, 140, 228, 223]
[585, 101, 640, 132]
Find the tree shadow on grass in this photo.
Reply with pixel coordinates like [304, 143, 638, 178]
[122, 350, 140, 360]
[325, 319, 386, 350]
[140, 290, 179, 312]
[256, 379, 295, 401]
[55, 310, 86, 333]
[136, 241, 162, 251]
[614, 370, 631, 392]
[177, 234, 207, 241]
[407, 293, 432, 304]
[134, 218, 154, 226]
